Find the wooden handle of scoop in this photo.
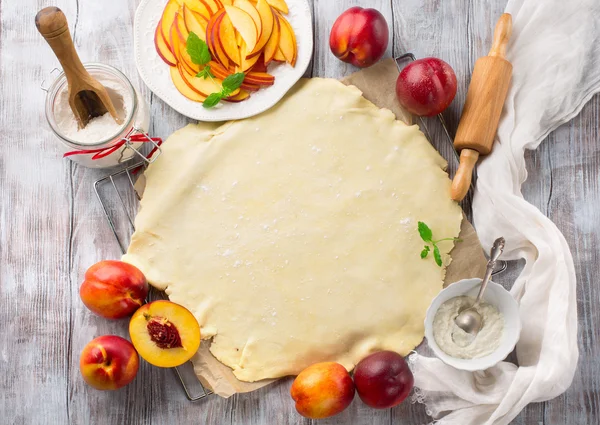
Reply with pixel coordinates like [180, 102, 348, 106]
[451, 13, 513, 202]
[35, 7, 91, 90]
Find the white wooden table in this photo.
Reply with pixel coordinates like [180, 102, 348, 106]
[2, 0, 598, 423]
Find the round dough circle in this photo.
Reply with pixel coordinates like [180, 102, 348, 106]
[123, 78, 462, 382]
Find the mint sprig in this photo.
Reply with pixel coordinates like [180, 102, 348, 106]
[418, 221, 462, 267]
[202, 72, 245, 109]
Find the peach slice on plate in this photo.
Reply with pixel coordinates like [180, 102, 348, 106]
[203, 0, 223, 14]
[248, 0, 274, 57]
[218, 13, 241, 66]
[179, 63, 225, 96]
[80, 335, 139, 390]
[233, 0, 262, 44]
[129, 300, 201, 368]
[225, 5, 258, 53]
[155, 19, 177, 66]
[263, 10, 280, 65]
[161, 0, 181, 43]
[207, 10, 230, 68]
[183, 5, 208, 41]
[225, 89, 251, 102]
[184, 0, 212, 20]
[246, 71, 275, 86]
[170, 66, 207, 101]
[266, 0, 288, 14]
[275, 11, 297, 66]
[239, 40, 260, 72]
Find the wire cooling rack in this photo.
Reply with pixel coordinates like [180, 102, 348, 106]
[93, 54, 505, 402]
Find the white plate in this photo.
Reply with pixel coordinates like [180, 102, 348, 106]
[134, 0, 313, 121]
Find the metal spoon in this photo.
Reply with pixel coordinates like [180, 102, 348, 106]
[454, 237, 506, 335]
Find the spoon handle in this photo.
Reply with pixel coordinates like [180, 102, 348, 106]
[473, 237, 505, 307]
[35, 7, 91, 89]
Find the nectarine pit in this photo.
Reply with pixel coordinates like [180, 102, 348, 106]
[145, 315, 183, 349]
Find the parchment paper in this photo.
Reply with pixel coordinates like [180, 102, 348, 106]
[136, 59, 488, 397]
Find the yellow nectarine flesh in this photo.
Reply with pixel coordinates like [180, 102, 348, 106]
[225, 5, 258, 53]
[129, 300, 201, 368]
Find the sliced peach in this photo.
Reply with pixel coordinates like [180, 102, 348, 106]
[179, 63, 223, 96]
[263, 10, 280, 65]
[207, 10, 230, 68]
[224, 89, 251, 102]
[246, 71, 275, 86]
[209, 60, 231, 79]
[233, 0, 262, 46]
[129, 300, 201, 368]
[221, 0, 233, 4]
[266, 0, 288, 14]
[248, 0, 274, 57]
[171, 15, 201, 75]
[184, 4, 208, 40]
[155, 20, 177, 66]
[161, 0, 181, 43]
[203, 0, 223, 14]
[225, 5, 258, 53]
[239, 39, 260, 72]
[184, 0, 211, 20]
[241, 80, 261, 92]
[273, 46, 286, 62]
[275, 11, 296, 66]
[170, 66, 207, 102]
[175, 11, 190, 42]
[218, 14, 241, 66]
[249, 56, 267, 73]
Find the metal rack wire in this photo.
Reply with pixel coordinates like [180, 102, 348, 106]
[93, 54, 505, 401]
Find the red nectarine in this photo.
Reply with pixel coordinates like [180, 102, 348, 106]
[329, 7, 389, 68]
[290, 362, 355, 419]
[353, 351, 414, 409]
[80, 335, 139, 390]
[395, 57, 457, 116]
[79, 260, 148, 319]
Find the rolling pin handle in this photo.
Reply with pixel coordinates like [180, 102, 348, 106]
[451, 149, 480, 202]
[489, 13, 512, 58]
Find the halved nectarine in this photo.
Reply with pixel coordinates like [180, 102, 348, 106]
[129, 300, 201, 368]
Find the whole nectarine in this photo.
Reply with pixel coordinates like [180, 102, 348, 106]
[80, 260, 148, 319]
[80, 335, 139, 390]
[329, 7, 389, 68]
[129, 300, 201, 368]
[353, 351, 414, 409]
[290, 362, 355, 419]
[395, 57, 457, 116]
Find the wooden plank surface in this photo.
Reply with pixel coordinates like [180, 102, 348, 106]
[0, 0, 598, 423]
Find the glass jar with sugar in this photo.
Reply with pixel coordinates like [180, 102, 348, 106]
[44, 63, 157, 168]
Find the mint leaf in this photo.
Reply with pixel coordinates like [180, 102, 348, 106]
[203, 93, 223, 109]
[196, 65, 215, 80]
[420, 246, 430, 259]
[418, 221, 433, 242]
[187, 32, 211, 66]
[221, 72, 245, 96]
[433, 245, 442, 267]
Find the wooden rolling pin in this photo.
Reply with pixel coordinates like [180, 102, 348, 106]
[450, 13, 513, 201]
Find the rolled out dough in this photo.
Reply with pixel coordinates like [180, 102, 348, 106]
[123, 78, 463, 382]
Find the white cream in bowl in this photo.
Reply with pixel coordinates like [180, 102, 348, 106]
[424, 278, 521, 371]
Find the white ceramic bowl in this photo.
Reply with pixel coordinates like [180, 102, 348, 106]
[424, 278, 521, 371]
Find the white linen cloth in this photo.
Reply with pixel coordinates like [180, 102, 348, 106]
[410, 0, 600, 423]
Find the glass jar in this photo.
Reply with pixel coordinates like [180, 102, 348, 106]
[44, 63, 152, 168]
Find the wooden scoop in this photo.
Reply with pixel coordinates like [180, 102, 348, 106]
[450, 14, 513, 201]
[35, 7, 120, 128]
